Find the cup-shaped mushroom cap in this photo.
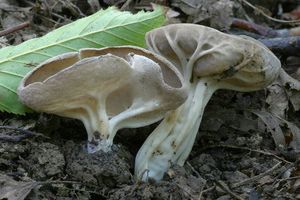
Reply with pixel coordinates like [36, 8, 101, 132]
[146, 24, 281, 91]
[18, 53, 132, 113]
[18, 46, 187, 151]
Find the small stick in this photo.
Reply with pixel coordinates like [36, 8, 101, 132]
[176, 183, 196, 200]
[232, 18, 300, 38]
[232, 161, 282, 188]
[201, 185, 215, 194]
[0, 125, 48, 142]
[199, 144, 292, 164]
[216, 181, 245, 200]
[186, 161, 201, 178]
[272, 159, 300, 186]
[120, 0, 134, 11]
[239, 0, 300, 24]
[0, 134, 32, 142]
[277, 175, 300, 182]
[232, 18, 279, 37]
[0, 125, 35, 134]
[0, 21, 30, 37]
[258, 36, 300, 56]
[198, 182, 207, 200]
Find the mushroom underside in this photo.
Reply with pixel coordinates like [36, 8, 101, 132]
[18, 46, 187, 153]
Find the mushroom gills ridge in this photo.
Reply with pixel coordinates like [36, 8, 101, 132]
[135, 24, 281, 181]
[17, 46, 187, 153]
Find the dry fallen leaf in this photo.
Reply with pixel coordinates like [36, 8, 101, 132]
[278, 69, 300, 111]
[0, 174, 37, 200]
[266, 81, 289, 118]
[253, 110, 300, 153]
[284, 121, 300, 152]
[171, 0, 233, 30]
[252, 110, 286, 150]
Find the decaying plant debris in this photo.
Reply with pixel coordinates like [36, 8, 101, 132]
[0, 0, 300, 200]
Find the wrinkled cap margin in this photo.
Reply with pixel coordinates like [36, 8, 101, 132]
[17, 46, 187, 152]
[146, 23, 281, 91]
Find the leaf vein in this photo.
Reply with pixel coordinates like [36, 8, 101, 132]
[79, 37, 105, 47]
[122, 26, 145, 35]
[32, 51, 53, 58]
[56, 44, 77, 51]
[0, 83, 17, 94]
[102, 30, 140, 46]
[0, 70, 24, 78]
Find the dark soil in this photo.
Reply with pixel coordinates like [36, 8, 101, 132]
[1, 0, 300, 200]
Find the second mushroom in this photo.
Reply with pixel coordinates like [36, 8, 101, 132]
[135, 24, 281, 181]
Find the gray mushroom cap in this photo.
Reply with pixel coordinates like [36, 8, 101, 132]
[146, 24, 281, 91]
[18, 46, 187, 152]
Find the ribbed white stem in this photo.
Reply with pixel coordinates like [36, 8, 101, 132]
[135, 79, 217, 181]
[86, 98, 111, 153]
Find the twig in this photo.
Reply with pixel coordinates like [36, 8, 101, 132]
[37, 14, 58, 25]
[198, 182, 206, 200]
[199, 144, 292, 164]
[232, 18, 300, 38]
[186, 161, 201, 178]
[0, 21, 30, 37]
[58, 0, 85, 17]
[120, 0, 134, 11]
[232, 161, 282, 188]
[175, 183, 195, 200]
[239, 0, 300, 24]
[277, 175, 300, 183]
[0, 125, 48, 142]
[198, 185, 216, 200]
[232, 18, 279, 37]
[258, 36, 300, 57]
[216, 181, 244, 200]
[272, 159, 300, 185]
[52, 12, 73, 23]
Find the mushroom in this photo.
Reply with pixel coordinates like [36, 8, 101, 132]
[135, 24, 281, 181]
[18, 46, 187, 153]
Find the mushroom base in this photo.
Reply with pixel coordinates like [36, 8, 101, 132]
[87, 138, 113, 153]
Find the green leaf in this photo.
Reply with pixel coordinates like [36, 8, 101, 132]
[0, 7, 165, 114]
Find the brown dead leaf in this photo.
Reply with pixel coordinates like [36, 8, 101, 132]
[252, 110, 286, 150]
[253, 110, 300, 153]
[171, 0, 233, 30]
[0, 36, 9, 48]
[284, 121, 300, 152]
[279, 69, 300, 111]
[266, 81, 289, 118]
[151, 3, 181, 24]
[208, 0, 234, 30]
[283, 6, 300, 20]
[0, 174, 37, 200]
[87, 0, 101, 12]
